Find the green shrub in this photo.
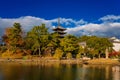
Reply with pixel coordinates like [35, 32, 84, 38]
[76, 53, 81, 59]
[2, 50, 13, 58]
[53, 48, 63, 59]
[66, 52, 72, 59]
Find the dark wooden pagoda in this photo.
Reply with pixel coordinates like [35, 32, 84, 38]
[53, 18, 66, 38]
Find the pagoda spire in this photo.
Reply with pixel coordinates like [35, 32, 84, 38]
[53, 17, 66, 38]
[58, 17, 60, 27]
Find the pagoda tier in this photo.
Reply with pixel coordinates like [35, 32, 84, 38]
[57, 31, 67, 34]
[53, 18, 67, 38]
[53, 26, 66, 31]
[53, 26, 66, 35]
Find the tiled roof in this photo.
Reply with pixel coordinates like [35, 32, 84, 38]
[109, 37, 120, 43]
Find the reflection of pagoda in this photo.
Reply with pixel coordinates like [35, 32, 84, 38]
[53, 18, 66, 38]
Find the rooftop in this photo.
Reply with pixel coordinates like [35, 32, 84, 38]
[109, 37, 120, 43]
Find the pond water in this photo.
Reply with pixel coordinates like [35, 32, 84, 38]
[0, 63, 119, 80]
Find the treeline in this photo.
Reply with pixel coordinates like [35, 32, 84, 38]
[0, 23, 113, 59]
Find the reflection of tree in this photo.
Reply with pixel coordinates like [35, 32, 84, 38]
[112, 66, 120, 80]
[1, 64, 24, 80]
[80, 65, 88, 80]
[0, 64, 116, 80]
[105, 66, 110, 80]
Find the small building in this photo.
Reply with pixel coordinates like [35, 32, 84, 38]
[78, 42, 86, 48]
[109, 37, 120, 51]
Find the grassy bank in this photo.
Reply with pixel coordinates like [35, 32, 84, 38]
[0, 58, 83, 65]
[87, 58, 120, 65]
[0, 57, 120, 65]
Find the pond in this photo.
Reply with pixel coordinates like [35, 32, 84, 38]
[0, 63, 119, 80]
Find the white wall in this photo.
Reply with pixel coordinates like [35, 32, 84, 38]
[113, 43, 120, 51]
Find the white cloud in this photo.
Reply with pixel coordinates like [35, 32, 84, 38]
[0, 16, 87, 35]
[99, 15, 120, 22]
[66, 23, 102, 36]
[59, 18, 87, 25]
[0, 16, 54, 35]
[66, 15, 120, 38]
[0, 15, 120, 38]
[67, 22, 120, 37]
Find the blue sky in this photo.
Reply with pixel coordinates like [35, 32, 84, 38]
[0, 0, 120, 20]
[0, 0, 120, 38]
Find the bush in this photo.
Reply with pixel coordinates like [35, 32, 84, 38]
[11, 53, 23, 59]
[53, 48, 63, 59]
[109, 51, 120, 58]
[2, 50, 13, 58]
[76, 53, 81, 59]
[2, 50, 24, 59]
[22, 55, 32, 60]
[66, 52, 72, 59]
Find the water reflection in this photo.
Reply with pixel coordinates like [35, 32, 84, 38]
[112, 66, 120, 80]
[76, 65, 111, 80]
[0, 63, 119, 80]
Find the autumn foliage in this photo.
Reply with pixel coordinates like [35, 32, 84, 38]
[109, 51, 120, 58]
[1, 23, 114, 59]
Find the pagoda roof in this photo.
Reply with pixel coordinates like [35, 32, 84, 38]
[57, 31, 67, 34]
[109, 37, 120, 43]
[53, 26, 66, 31]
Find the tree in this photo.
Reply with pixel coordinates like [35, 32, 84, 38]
[26, 24, 49, 56]
[48, 32, 60, 48]
[60, 34, 79, 57]
[78, 35, 89, 42]
[87, 36, 113, 58]
[53, 48, 63, 59]
[76, 46, 87, 59]
[2, 23, 24, 53]
[66, 52, 72, 59]
[45, 32, 61, 56]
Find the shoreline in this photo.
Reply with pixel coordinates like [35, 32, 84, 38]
[0, 58, 83, 64]
[0, 58, 119, 65]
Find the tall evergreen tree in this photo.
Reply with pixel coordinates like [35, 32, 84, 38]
[26, 24, 49, 56]
[60, 34, 79, 57]
[2, 23, 24, 53]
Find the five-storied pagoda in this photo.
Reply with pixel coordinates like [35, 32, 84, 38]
[53, 18, 66, 38]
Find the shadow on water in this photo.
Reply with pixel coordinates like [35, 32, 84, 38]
[0, 63, 119, 80]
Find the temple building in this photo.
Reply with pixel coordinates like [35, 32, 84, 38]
[109, 37, 120, 51]
[53, 18, 66, 38]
